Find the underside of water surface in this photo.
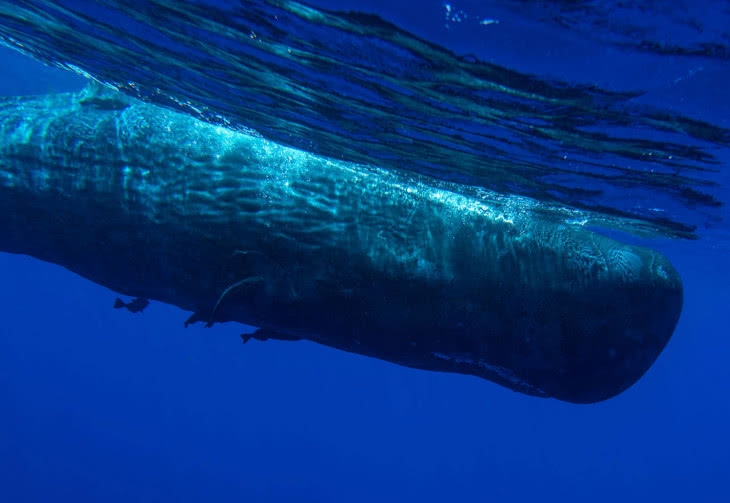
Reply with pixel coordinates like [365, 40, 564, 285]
[0, 0, 727, 244]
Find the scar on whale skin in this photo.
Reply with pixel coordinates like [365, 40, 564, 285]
[203, 249, 299, 328]
[206, 276, 265, 328]
[233, 250, 299, 299]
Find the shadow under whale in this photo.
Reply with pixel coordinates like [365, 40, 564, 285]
[0, 85, 683, 403]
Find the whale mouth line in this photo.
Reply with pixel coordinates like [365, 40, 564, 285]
[430, 352, 549, 397]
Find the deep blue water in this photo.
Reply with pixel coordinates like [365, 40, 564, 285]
[1, 1, 729, 501]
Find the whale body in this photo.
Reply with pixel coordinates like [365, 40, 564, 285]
[0, 85, 683, 403]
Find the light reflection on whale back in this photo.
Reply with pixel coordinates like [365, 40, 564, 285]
[0, 0, 727, 240]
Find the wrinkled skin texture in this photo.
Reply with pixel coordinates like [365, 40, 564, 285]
[0, 86, 683, 403]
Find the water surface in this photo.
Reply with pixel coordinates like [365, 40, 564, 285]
[1, 0, 728, 241]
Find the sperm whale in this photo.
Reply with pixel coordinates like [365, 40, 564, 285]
[0, 84, 683, 403]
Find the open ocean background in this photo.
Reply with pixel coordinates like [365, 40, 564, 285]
[0, 1, 729, 501]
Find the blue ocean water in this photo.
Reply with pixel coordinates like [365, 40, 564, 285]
[0, 1, 728, 501]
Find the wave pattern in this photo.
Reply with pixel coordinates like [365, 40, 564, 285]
[0, 0, 728, 239]
[497, 0, 730, 60]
